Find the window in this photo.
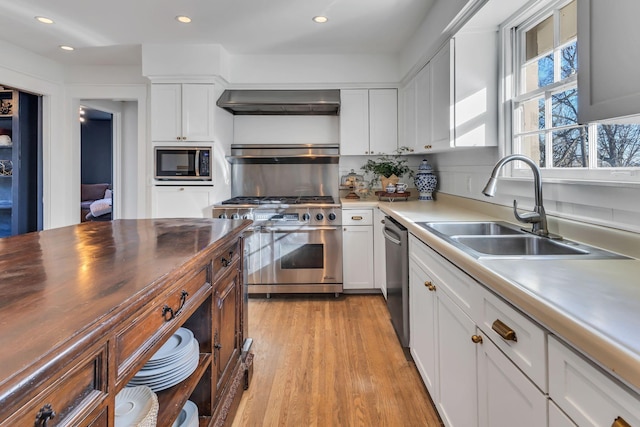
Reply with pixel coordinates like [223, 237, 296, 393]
[510, 0, 640, 179]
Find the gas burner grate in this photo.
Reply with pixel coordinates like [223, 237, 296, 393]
[220, 195, 335, 205]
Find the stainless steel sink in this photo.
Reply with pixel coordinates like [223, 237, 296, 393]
[418, 221, 523, 236]
[417, 221, 628, 260]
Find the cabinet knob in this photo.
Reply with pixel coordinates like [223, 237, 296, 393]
[612, 416, 632, 427]
[176, 136, 181, 140]
[471, 335, 483, 344]
[424, 145, 432, 150]
[424, 281, 436, 291]
[492, 319, 517, 342]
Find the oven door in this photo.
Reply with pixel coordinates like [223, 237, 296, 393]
[260, 225, 342, 285]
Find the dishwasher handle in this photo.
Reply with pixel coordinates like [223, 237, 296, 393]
[383, 227, 402, 245]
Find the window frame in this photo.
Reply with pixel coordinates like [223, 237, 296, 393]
[502, 0, 640, 183]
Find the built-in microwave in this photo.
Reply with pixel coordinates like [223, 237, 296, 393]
[155, 147, 212, 181]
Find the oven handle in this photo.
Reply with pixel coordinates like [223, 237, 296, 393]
[383, 228, 402, 245]
[262, 226, 340, 232]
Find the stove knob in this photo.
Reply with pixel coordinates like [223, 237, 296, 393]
[328, 212, 336, 221]
[302, 213, 311, 221]
[242, 213, 252, 220]
[218, 213, 228, 219]
[315, 213, 324, 221]
[231, 213, 240, 219]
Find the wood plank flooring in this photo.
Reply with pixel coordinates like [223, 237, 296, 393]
[231, 294, 442, 426]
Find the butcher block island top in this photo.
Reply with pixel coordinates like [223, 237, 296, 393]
[0, 218, 252, 426]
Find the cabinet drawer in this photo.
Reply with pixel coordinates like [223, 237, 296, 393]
[3, 345, 107, 427]
[549, 336, 640, 427]
[409, 234, 478, 317]
[115, 265, 211, 378]
[343, 209, 373, 225]
[213, 239, 240, 283]
[476, 286, 547, 391]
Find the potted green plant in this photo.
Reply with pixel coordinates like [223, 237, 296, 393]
[361, 146, 414, 190]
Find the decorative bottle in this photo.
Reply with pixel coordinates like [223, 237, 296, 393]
[414, 159, 437, 201]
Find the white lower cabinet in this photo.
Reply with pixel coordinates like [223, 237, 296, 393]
[373, 208, 387, 297]
[548, 336, 640, 427]
[152, 186, 214, 218]
[342, 209, 374, 290]
[477, 332, 547, 427]
[409, 233, 547, 427]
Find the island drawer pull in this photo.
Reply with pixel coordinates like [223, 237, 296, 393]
[492, 319, 517, 342]
[221, 251, 234, 267]
[612, 416, 631, 427]
[162, 290, 189, 321]
[35, 403, 56, 427]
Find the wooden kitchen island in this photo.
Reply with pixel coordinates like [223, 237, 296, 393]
[0, 218, 252, 426]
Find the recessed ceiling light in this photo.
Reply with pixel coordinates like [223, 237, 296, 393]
[313, 16, 328, 24]
[59, 45, 74, 51]
[35, 16, 54, 24]
[176, 15, 192, 24]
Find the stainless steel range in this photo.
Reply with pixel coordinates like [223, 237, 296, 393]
[213, 145, 342, 295]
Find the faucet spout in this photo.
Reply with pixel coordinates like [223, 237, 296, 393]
[482, 155, 550, 237]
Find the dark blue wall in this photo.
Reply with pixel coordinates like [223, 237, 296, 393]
[81, 118, 112, 185]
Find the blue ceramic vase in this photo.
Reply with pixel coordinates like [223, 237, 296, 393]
[414, 159, 437, 201]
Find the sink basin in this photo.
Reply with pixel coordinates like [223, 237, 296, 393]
[418, 221, 523, 236]
[451, 235, 588, 256]
[417, 221, 628, 260]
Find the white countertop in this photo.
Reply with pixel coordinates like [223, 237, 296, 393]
[343, 195, 640, 393]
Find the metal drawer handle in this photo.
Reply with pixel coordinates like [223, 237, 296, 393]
[612, 416, 631, 427]
[35, 404, 55, 427]
[492, 319, 518, 342]
[221, 251, 234, 267]
[162, 290, 189, 321]
[424, 281, 436, 291]
[351, 216, 363, 221]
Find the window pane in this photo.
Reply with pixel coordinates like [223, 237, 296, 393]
[524, 54, 554, 92]
[597, 124, 640, 167]
[521, 97, 545, 132]
[552, 88, 578, 127]
[561, 41, 577, 79]
[553, 127, 588, 167]
[559, 0, 577, 44]
[525, 15, 553, 61]
[519, 133, 546, 167]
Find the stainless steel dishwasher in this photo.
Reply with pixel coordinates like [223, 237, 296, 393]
[384, 216, 409, 348]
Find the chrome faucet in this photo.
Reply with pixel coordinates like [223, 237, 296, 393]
[482, 154, 553, 237]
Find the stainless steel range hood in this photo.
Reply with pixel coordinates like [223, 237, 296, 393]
[216, 89, 340, 115]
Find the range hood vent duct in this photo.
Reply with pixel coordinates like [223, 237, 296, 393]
[216, 89, 340, 116]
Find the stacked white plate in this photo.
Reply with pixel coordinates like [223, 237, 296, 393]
[129, 327, 200, 392]
[115, 386, 158, 427]
[171, 400, 199, 427]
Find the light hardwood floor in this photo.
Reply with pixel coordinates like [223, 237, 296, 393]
[232, 294, 442, 426]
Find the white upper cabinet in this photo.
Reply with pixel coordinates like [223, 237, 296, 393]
[340, 89, 398, 155]
[430, 40, 453, 151]
[577, 0, 640, 122]
[151, 83, 215, 142]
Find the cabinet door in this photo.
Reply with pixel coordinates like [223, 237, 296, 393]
[549, 400, 577, 427]
[430, 41, 453, 151]
[152, 187, 214, 218]
[577, 0, 640, 122]
[369, 89, 398, 155]
[182, 84, 215, 142]
[409, 258, 438, 396]
[342, 225, 374, 289]
[340, 89, 370, 155]
[477, 334, 547, 427]
[436, 291, 478, 427]
[373, 209, 387, 297]
[214, 269, 240, 399]
[151, 84, 182, 142]
[415, 63, 432, 153]
[401, 78, 417, 153]
[453, 31, 498, 148]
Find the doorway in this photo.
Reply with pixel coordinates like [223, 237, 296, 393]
[80, 105, 113, 222]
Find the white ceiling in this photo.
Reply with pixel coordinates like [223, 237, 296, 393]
[0, 0, 436, 66]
